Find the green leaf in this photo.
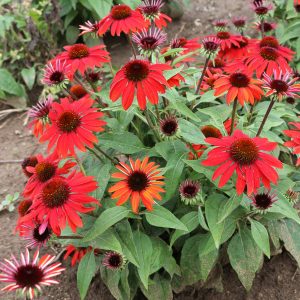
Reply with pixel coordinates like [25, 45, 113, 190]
[66, 25, 79, 44]
[227, 226, 263, 291]
[91, 228, 122, 253]
[178, 119, 205, 144]
[170, 211, 199, 246]
[115, 220, 140, 267]
[100, 132, 146, 154]
[250, 219, 270, 258]
[0, 68, 24, 96]
[85, 0, 112, 18]
[83, 206, 130, 242]
[77, 251, 96, 300]
[21, 67, 35, 90]
[145, 204, 188, 231]
[163, 65, 184, 80]
[198, 206, 209, 230]
[169, 101, 201, 122]
[133, 230, 153, 289]
[278, 219, 300, 266]
[217, 194, 242, 224]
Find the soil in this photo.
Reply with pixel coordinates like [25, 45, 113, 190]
[0, 1, 299, 300]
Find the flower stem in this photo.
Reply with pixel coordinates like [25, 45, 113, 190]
[155, 105, 160, 121]
[247, 102, 255, 125]
[127, 34, 137, 58]
[144, 109, 161, 141]
[195, 55, 210, 95]
[230, 98, 238, 135]
[256, 97, 276, 137]
[88, 146, 104, 162]
[93, 144, 118, 164]
[57, 235, 83, 239]
[260, 17, 265, 38]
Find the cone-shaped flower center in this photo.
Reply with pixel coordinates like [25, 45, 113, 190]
[171, 38, 187, 48]
[111, 5, 132, 20]
[35, 162, 56, 182]
[260, 36, 279, 49]
[68, 44, 89, 59]
[124, 60, 150, 82]
[14, 265, 44, 288]
[57, 111, 81, 133]
[201, 125, 222, 138]
[141, 37, 158, 48]
[42, 179, 70, 208]
[22, 156, 38, 177]
[217, 31, 230, 40]
[254, 193, 273, 209]
[108, 253, 123, 268]
[203, 41, 219, 52]
[233, 19, 246, 27]
[255, 6, 268, 15]
[270, 79, 289, 93]
[259, 22, 273, 32]
[182, 184, 199, 198]
[260, 47, 278, 61]
[127, 171, 149, 191]
[70, 85, 88, 99]
[49, 71, 64, 84]
[160, 117, 178, 136]
[229, 73, 250, 87]
[18, 199, 32, 217]
[230, 138, 259, 165]
[33, 225, 51, 242]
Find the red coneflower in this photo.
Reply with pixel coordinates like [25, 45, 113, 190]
[41, 59, 70, 86]
[79, 20, 100, 36]
[57, 44, 110, 77]
[139, 0, 172, 29]
[212, 19, 229, 31]
[17, 199, 33, 217]
[201, 69, 220, 91]
[167, 72, 185, 87]
[22, 156, 38, 178]
[283, 120, 300, 166]
[179, 180, 201, 205]
[102, 252, 126, 270]
[170, 37, 201, 54]
[40, 97, 106, 157]
[85, 70, 102, 83]
[232, 17, 247, 32]
[19, 221, 52, 249]
[159, 116, 179, 137]
[262, 70, 300, 101]
[295, 0, 300, 12]
[109, 157, 165, 213]
[110, 59, 169, 110]
[202, 130, 282, 195]
[28, 96, 53, 138]
[69, 84, 89, 99]
[219, 37, 250, 61]
[132, 28, 167, 57]
[251, 0, 273, 16]
[250, 190, 276, 212]
[97, 4, 146, 36]
[24, 171, 98, 235]
[0, 249, 64, 299]
[23, 153, 75, 198]
[200, 36, 221, 59]
[214, 70, 264, 105]
[254, 21, 276, 33]
[214, 32, 245, 51]
[207, 57, 226, 74]
[63, 245, 92, 266]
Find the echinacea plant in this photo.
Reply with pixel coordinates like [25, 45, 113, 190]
[3, 1, 300, 299]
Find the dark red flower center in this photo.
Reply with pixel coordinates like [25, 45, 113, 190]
[57, 111, 81, 133]
[124, 60, 150, 82]
[232, 37, 248, 49]
[259, 36, 279, 49]
[108, 253, 123, 268]
[70, 85, 88, 99]
[42, 179, 70, 208]
[216, 31, 230, 40]
[86, 72, 101, 82]
[22, 156, 38, 177]
[160, 118, 178, 136]
[111, 5, 132, 20]
[33, 225, 51, 243]
[14, 265, 44, 288]
[49, 71, 64, 83]
[68, 44, 89, 59]
[229, 73, 250, 87]
[295, 4, 300, 12]
[286, 97, 295, 104]
[233, 19, 246, 27]
[255, 6, 269, 15]
[230, 138, 259, 165]
[18, 199, 32, 217]
[140, 5, 160, 15]
[254, 193, 273, 209]
[260, 47, 278, 61]
[203, 41, 219, 51]
[201, 125, 222, 138]
[180, 182, 199, 198]
[127, 171, 149, 191]
[171, 37, 187, 48]
[141, 37, 158, 48]
[259, 22, 273, 32]
[270, 80, 289, 93]
[35, 162, 56, 182]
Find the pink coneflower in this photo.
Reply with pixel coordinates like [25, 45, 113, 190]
[200, 36, 221, 58]
[19, 221, 52, 249]
[0, 248, 64, 299]
[102, 252, 126, 270]
[252, 0, 273, 16]
[28, 95, 54, 138]
[263, 70, 300, 101]
[132, 28, 167, 57]
[179, 180, 201, 205]
[213, 19, 229, 31]
[232, 17, 247, 29]
[79, 20, 100, 36]
[159, 116, 179, 137]
[255, 21, 276, 32]
[41, 60, 70, 86]
[250, 190, 277, 212]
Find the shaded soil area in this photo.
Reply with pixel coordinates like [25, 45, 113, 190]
[1, 1, 299, 299]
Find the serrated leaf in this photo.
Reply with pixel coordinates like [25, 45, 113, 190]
[145, 205, 188, 231]
[250, 219, 270, 258]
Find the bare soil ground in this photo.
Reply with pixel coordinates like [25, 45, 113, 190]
[1, 1, 300, 299]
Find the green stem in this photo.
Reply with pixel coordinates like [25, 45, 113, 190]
[127, 33, 137, 58]
[75, 155, 86, 175]
[88, 146, 104, 163]
[144, 109, 161, 141]
[57, 235, 83, 239]
[94, 144, 118, 164]
[230, 98, 238, 135]
[155, 105, 160, 121]
[247, 103, 255, 125]
[256, 97, 276, 137]
[261, 17, 265, 38]
[180, 137, 198, 158]
[195, 55, 210, 95]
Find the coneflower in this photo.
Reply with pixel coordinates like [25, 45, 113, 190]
[102, 252, 126, 270]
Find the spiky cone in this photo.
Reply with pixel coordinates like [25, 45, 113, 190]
[179, 180, 202, 205]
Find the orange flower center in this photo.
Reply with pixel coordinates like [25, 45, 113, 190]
[270, 79, 288, 93]
[127, 171, 149, 191]
[201, 125, 222, 138]
[35, 162, 56, 182]
[160, 117, 178, 136]
[22, 156, 38, 177]
[260, 47, 278, 61]
[18, 199, 32, 217]
[216, 31, 230, 40]
[14, 265, 44, 288]
[229, 73, 250, 87]
[42, 179, 70, 208]
[70, 85, 88, 99]
[253, 193, 273, 209]
[230, 138, 259, 165]
[57, 111, 81, 133]
[49, 71, 64, 83]
[259, 36, 279, 49]
[111, 5, 132, 20]
[124, 60, 150, 82]
[33, 225, 51, 242]
[68, 44, 89, 59]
